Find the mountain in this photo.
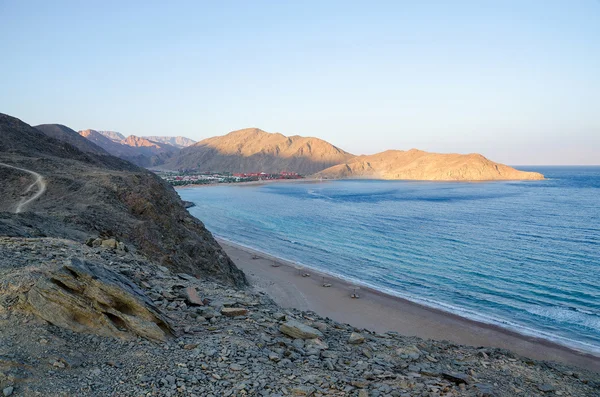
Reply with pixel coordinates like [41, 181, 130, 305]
[315, 149, 544, 181]
[143, 135, 196, 148]
[0, 113, 246, 286]
[35, 124, 109, 155]
[163, 128, 355, 174]
[98, 130, 125, 141]
[78, 130, 179, 167]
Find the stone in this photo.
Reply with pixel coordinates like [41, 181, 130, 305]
[101, 238, 118, 249]
[538, 384, 556, 393]
[229, 364, 243, 371]
[27, 258, 172, 341]
[474, 383, 495, 397]
[221, 307, 248, 317]
[348, 332, 365, 344]
[358, 390, 369, 397]
[280, 320, 323, 340]
[183, 286, 204, 306]
[2, 387, 13, 397]
[290, 385, 315, 395]
[442, 372, 470, 385]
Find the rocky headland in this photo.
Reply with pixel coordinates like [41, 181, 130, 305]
[315, 150, 544, 181]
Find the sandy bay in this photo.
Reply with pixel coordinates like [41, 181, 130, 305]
[218, 238, 600, 373]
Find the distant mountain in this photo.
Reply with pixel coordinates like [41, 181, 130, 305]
[78, 130, 179, 167]
[0, 113, 245, 286]
[98, 130, 125, 141]
[163, 128, 355, 174]
[143, 136, 196, 148]
[315, 149, 544, 181]
[35, 124, 109, 156]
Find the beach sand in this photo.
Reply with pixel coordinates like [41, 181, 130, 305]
[218, 239, 600, 373]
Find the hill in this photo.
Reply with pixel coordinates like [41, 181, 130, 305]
[315, 149, 545, 181]
[163, 128, 355, 174]
[35, 124, 109, 155]
[0, 113, 245, 286]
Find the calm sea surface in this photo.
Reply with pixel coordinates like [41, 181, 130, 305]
[179, 167, 600, 355]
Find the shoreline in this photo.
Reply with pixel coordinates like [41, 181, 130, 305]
[173, 178, 326, 189]
[217, 237, 600, 373]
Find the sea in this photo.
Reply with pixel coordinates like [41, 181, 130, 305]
[179, 166, 600, 356]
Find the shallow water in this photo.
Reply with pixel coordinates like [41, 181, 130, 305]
[180, 167, 600, 355]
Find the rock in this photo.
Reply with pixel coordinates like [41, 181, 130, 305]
[348, 332, 365, 344]
[474, 383, 496, 396]
[101, 238, 118, 249]
[358, 390, 369, 397]
[280, 320, 323, 340]
[290, 385, 315, 395]
[2, 387, 13, 397]
[538, 383, 556, 393]
[220, 307, 248, 317]
[229, 364, 243, 371]
[442, 372, 470, 385]
[27, 258, 172, 341]
[183, 286, 204, 306]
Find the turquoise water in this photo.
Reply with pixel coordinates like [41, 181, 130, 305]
[179, 167, 600, 355]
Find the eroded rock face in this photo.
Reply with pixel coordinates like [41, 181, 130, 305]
[27, 258, 172, 341]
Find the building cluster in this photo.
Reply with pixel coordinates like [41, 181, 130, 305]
[156, 171, 302, 186]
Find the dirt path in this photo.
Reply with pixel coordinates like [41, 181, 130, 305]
[0, 162, 47, 213]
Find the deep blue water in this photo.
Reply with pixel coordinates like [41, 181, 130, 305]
[180, 167, 600, 355]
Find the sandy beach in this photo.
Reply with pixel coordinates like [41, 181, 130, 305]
[218, 238, 600, 373]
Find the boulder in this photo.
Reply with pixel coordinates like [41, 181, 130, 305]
[280, 320, 323, 339]
[27, 258, 172, 341]
[101, 238, 118, 249]
[183, 286, 204, 306]
[348, 332, 365, 344]
[221, 307, 248, 317]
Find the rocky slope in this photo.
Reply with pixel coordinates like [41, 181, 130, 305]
[163, 128, 355, 174]
[315, 149, 544, 181]
[0, 113, 245, 287]
[0, 237, 598, 396]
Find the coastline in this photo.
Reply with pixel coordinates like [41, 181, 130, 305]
[173, 178, 326, 189]
[218, 237, 600, 373]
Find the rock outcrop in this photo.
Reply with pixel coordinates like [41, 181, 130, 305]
[315, 149, 544, 181]
[27, 258, 172, 341]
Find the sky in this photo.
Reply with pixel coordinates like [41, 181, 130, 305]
[0, 1, 598, 165]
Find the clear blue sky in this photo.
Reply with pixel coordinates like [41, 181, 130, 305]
[1, 1, 598, 165]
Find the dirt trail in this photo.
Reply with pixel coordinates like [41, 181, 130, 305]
[0, 162, 47, 213]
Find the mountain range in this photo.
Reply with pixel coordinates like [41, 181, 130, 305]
[75, 126, 544, 181]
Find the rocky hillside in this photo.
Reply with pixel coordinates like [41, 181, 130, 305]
[144, 135, 196, 148]
[0, 237, 598, 396]
[0, 113, 245, 287]
[316, 149, 545, 181]
[163, 128, 355, 174]
[35, 124, 109, 155]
